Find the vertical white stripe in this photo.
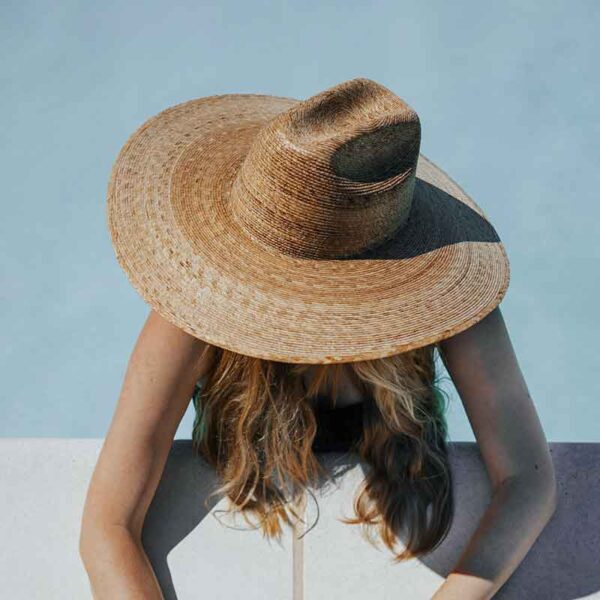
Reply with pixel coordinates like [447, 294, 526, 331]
[292, 489, 308, 600]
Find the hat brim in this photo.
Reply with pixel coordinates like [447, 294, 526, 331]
[107, 93, 510, 364]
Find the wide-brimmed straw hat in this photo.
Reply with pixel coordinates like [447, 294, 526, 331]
[106, 77, 510, 364]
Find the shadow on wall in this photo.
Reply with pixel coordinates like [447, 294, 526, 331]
[142, 442, 600, 600]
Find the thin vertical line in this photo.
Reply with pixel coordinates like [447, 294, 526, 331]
[292, 489, 308, 600]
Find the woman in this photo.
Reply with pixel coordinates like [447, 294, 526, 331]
[80, 78, 557, 599]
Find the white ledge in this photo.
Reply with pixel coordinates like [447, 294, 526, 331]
[0, 440, 598, 599]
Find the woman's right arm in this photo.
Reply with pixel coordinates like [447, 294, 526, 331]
[79, 309, 215, 599]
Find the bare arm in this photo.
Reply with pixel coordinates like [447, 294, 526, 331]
[432, 306, 558, 600]
[79, 309, 215, 599]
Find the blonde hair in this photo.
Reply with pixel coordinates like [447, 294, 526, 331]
[191, 344, 453, 561]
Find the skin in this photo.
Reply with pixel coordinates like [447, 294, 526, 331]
[79, 305, 557, 599]
[432, 306, 557, 599]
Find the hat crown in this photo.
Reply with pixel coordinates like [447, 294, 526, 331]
[229, 78, 421, 259]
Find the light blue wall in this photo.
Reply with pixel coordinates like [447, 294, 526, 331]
[1, 0, 598, 440]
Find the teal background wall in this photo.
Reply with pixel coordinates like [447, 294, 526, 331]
[1, 0, 598, 440]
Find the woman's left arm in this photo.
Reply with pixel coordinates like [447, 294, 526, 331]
[432, 306, 558, 600]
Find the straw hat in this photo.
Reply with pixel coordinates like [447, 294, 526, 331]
[106, 77, 510, 364]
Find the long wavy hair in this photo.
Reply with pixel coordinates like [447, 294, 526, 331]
[191, 343, 453, 562]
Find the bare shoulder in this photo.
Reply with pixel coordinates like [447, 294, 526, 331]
[142, 308, 213, 367]
[437, 306, 556, 489]
[114, 308, 216, 438]
[437, 306, 517, 392]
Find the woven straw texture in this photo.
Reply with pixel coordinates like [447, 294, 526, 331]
[106, 78, 510, 364]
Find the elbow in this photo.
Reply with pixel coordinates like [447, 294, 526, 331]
[514, 465, 559, 521]
[538, 473, 559, 533]
[534, 458, 559, 516]
[79, 515, 132, 565]
[544, 468, 559, 517]
[79, 496, 141, 564]
[493, 462, 559, 522]
[79, 526, 96, 568]
[79, 506, 102, 563]
[79, 510, 93, 561]
[79, 520, 138, 571]
[79, 520, 103, 565]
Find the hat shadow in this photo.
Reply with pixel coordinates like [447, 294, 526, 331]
[344, 178, 501, 261]
[142, 441, 600, 599]
[328, 126, 501, 260]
